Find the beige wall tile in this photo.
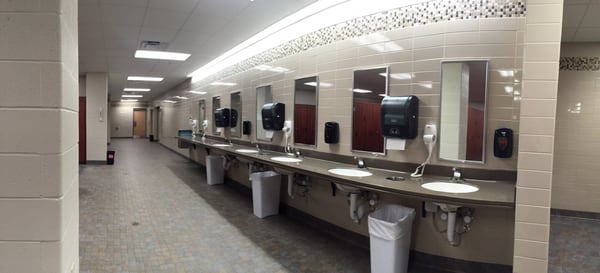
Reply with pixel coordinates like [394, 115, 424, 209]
[522, 62, 559, 80]
[521, 80, 558, 99]
[519, 99, 556, 117]
[0, 242, 42, 273]
[515, 205, 550, 225]
[525, 24, 562, 43]
[0, 198, 61, 241]
[0, 13, 60, 61]
[518, 152, 553, 172]
[517, 170, 552, 189]
[0, 155, 42, 197]
[526, 4, 563, 24]
[518, 135, 553, 153]
[514, 239, 549, 260]
[519, 117, 555, 135]
[515, 222, 550, 242]
[524, 43, 561, 62]
[444, 32, 479, 45]
[516, 187, 551, 207]
[480, 18, 519, 31]
[513, 256, 548, 273]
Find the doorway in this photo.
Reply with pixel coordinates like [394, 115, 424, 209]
[133, 109, 147, 138]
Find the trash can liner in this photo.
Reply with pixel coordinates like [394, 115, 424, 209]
[368, 204, 415, 241]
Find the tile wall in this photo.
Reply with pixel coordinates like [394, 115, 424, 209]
[0, 0, 79, 272]
[513, 0, 563, 272]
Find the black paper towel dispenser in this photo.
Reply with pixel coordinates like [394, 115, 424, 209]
[261, 102, 285, 130]
[381, 96, 419, 139]
[214, 108, 230, 128]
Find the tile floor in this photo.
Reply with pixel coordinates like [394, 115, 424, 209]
[81, 139, 594, 273]
[549, 215, 600, 273]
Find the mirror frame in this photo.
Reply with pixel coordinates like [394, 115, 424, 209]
[351, 66, 389, 155]
[438, 60, 489, 164]
[255, 85, 273, 142]
[293, 75, 319, 147]
[230, 92, 242, 138]
[212, 96, 221, 134]
[198, 99, 206, 134]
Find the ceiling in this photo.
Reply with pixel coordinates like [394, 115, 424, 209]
[78, 0, 317, 102]
[562, 0, 600, 42]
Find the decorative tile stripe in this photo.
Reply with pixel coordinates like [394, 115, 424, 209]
[559, 57, 600, 71]
[191, 0, 527, 88]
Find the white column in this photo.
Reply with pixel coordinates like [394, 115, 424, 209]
[0, 0, 79, 272]
[86, 72, 108, 162]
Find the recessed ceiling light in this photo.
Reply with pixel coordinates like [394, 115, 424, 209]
[134, 50, 191, 61]
[210, 81, 237, 86]
[352, 88, 372, 93]
[163, 100, 176, 103]
[122, 94, 143, 98]
[123, 88, 151, 92]
[127, 76, 164, 82]
[188, 90, 207, 95]
[173, 96, 189, 100]
[121, 99, 138, 102]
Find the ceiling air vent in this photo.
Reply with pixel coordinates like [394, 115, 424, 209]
[139, 40, 169, 51]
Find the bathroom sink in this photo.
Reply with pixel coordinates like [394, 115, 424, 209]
[212, 143, 232, 147]
[235, 149, 258, 153]
[271, 156, 302, 163]
[421, 182, 479, 193]
[327, 168, 372, 177]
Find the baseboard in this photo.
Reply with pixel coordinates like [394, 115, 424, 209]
[551, 208, 600, 219]
[85, 160, 107, 165]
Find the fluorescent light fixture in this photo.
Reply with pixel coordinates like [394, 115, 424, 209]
[254, 64, 291, 73]
[188, 0, 426, 83]
[210, 81, 237, 86]
[304, 82, 333, 87]
[173, 96, 189, 100]
[353, 88, 372, 93]
[134, 50, 191, 61]
[122, 94, 143, 98]
[163, 100, 176, 103]
[123, 88, 151, 92]
[188, 90, 207, 95]
[127, 76, 164, 82]
[121, 99, 138, 102]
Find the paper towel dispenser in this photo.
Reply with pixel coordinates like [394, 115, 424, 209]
[381, 95, 419, 139]
[214, 108, 230, 128]
[261, 102, 285, 130]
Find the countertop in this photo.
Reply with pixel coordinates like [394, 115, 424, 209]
[177, 135, 516, 208]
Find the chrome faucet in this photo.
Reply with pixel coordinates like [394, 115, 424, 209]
[255, 144, 263, 155]
[452, 168, 462, 182]
[294, 150, 301, 158]
[356, 157, 367, 169]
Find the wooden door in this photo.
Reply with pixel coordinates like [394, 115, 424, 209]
[294, 104, 316, 145]
[79, 97, 86, 163]
[133, 109, 146, 138]
[352, 101, 384, 152]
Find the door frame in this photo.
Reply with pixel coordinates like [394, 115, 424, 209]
[132, 108, 147, 138]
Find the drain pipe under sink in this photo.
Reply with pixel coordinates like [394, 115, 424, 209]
[288, 175, 294, 198]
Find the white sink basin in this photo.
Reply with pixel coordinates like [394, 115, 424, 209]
[328, 168, 372, 177]
[235, 149, 258, 153]
[271, 156, 302, 163]
[212, 143, 232, 147]
[421, 182, 479, 193]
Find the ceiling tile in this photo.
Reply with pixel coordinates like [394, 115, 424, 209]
[78, 3, 102, 25]
[103, 25, 141, 50]
[562, 4, 587, 27]
[149, 0, 199, 12]
[129, 60, 158, 75]
[101, 4, 146, 26]
[168, 31, 211, 52]
[573, 27, 600, 41]
[181, 13, 229, 32]
[99, 0, 149, 8]
[142, 9, 190, 29]
[580, 4, 600, 27]
[561, 27, 577, 42]
[139, 27, 179, 44]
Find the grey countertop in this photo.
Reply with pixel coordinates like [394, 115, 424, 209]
[177, 135, 515, 208]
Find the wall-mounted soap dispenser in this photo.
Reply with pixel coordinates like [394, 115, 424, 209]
[214, 108, 230, 127]
[381, 96, 419, 139]
[261, 102, 285, 130]
[242, 121, 251, 135]
[324, 122, 339, 144]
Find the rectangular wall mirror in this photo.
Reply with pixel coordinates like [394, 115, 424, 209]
[294, 76, 318, 146]
[198, 100, 206, 133]
[230, 92, 242, 138]
[212, 96, 221, 134]
[256, 85, 272, 141]
[439, 61, 488, 163]
[352, 67, 388, 154]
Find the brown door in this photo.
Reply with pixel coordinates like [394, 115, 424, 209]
[133, 109, 147, 138]
[79, 97, 86, 163]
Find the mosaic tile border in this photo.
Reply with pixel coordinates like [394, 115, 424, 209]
[559, 57, 600, 71]
[191, 0, 526, 89]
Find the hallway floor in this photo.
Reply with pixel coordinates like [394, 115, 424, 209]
[79, 139, 372, 273]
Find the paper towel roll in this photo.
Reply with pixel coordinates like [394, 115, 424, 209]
[424, 134, 435, 144]
[265, 130, 274, 139]
[386, 138, 406, 150]
[216, 127, 222, 133]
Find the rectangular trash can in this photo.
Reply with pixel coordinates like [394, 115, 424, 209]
[251, 171, 281, 218]
[368, 204, 416, 273]
[206, 155, 224, 185]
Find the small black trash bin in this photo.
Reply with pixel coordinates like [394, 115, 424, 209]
[149, 134, 154, 142]
[107, 151, 115, 165]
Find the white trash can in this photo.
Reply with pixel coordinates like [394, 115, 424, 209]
[368, 204, 416, 273]
[251, 171, 281, 218]
[206, 155, 224, 185]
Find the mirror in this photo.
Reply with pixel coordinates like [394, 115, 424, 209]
[230, 92, 242, 138]
[212, 96, 221, 134]
[439, 61, 488, 163]
[294, 76, 318, 146]
[352, 67, 388, 153]
[256, 85, 272, 141]
[198, 100, 206, 134]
